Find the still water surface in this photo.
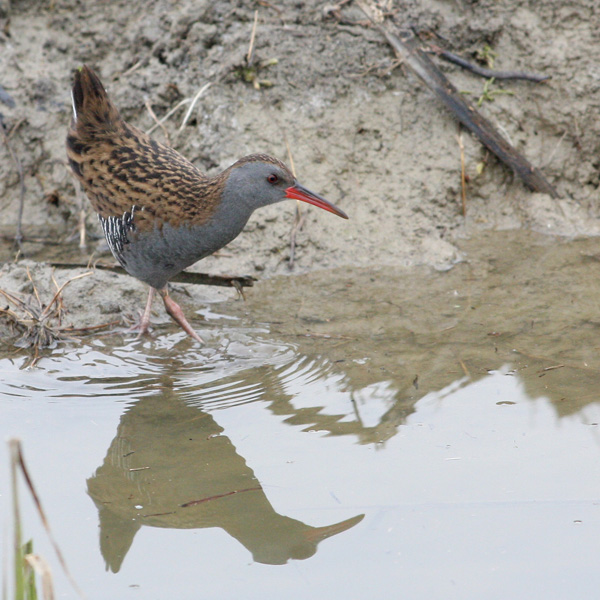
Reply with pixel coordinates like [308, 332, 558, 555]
[1, 231, 600, 599]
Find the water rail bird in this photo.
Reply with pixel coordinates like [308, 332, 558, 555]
[66, 65, 348, 342]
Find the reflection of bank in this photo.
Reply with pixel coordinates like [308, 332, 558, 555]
[87, 392, 363, 572]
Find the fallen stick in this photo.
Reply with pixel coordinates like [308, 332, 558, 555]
[49, 261, 255, 288]
[355, 3, 558, 198]
[430, 46, 551, 82]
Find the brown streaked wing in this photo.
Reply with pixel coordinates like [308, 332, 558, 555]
[67, 122, 224, 231]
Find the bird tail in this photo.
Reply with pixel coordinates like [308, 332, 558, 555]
[67, 65, 122, 181]
[69, 65, 121, 133]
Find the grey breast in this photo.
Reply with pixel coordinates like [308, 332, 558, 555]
[103, 202, 254, 290]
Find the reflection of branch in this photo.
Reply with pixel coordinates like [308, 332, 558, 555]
[181, 486, 261, 507]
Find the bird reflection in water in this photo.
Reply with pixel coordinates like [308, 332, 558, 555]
[87, 386, 363, 572]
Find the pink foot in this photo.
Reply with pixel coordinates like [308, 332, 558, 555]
[159, 287, 205, 343]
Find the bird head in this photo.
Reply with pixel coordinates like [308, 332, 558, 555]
[225, 155, 348, 219]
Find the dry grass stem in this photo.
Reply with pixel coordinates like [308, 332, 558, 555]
[41, 270, 91, 321]
[247, 10, 259, 64]
[120, 59, 145, 78]
[23, 554, 55, 600]
[179, 82, 213, 132]
[145, 98, 171, 145]
[544, 130, 567, 168]
[9, 439, 84, 599]
[0, 270, 96, 365]
[145, 98, 191, 135]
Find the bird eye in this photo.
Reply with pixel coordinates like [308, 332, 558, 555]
[267, 174, 279, 184]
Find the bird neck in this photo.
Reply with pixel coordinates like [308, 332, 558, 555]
[206, 173, 256, 241]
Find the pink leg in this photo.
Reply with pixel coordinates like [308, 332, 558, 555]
[138, 287, 155, 336]
[125, 287, 155, 336]
[159, 287, 204, 343]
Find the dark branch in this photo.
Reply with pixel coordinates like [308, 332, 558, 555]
[430, 46, 551, 83]
[50, 262, 256, 288]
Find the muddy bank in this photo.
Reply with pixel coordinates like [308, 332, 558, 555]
[1, 0, 599, 339]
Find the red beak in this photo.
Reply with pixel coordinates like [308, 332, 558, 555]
[285, 183, 348, 219]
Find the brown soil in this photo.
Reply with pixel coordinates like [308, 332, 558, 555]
[0, 0, 599, 335]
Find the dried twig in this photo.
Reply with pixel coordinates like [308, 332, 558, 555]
[431, 46, 551, 82]
[145, 97, 191, 135]
[0, 270, 95, 364]
[145, 78, 216, 137]
[119, 58, 148, 79]
[544, 130, 567, 169]
[355, 3, 558, 198]
[179, 82, 213, 132]
[247, 10, 259, 65]
[42, 271, 91, 320]
[145, 98, 171, 145]
[26, 266, 43, 310]
[49, 261, 255, 288]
